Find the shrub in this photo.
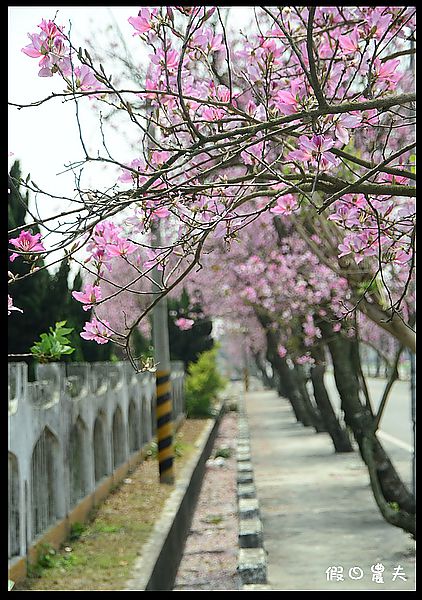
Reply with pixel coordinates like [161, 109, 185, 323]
[184, 348, 226, 417]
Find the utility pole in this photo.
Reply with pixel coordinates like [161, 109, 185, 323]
[152, 221, 175, 485]
[148, 103, 174, 485]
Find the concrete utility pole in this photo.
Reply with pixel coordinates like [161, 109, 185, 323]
[147, 103, 174, 485]
[151, 220, 175, 485]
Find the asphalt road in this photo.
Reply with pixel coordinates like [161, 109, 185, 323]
[323, 372, 415, 489]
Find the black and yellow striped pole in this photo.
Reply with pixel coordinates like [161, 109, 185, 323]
[151, 220, 175, 485]
[148, 105, 174, 484]
[155, 369, 174, 483]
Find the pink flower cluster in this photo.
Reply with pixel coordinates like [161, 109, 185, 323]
[22, 19, 71, 77]
[22, 18, 102, 91]
[175, 317, 194, 330]
[72, 284, 102, 311]
[86, 221, 137, 272]
[80, 317, 112, 344]
[9, 230, 46, 262]
[289, 135, 338, 172]
[270, 194, 299, 216]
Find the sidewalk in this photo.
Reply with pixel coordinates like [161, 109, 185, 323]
[244, 384, 416, 591]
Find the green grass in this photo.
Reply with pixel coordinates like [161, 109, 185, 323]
[14, 420, 207, 591]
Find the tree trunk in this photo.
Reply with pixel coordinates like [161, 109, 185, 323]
[293, 364, 326, 433]
[253, 351, 275, 390]
[255, 308, 324, 431]
[267, 344, 312, 426]
[309, 345, 354, 453]
[318, 318, 416, 534]
[375, 353, 381, 377]
[266, 348, 288, 397]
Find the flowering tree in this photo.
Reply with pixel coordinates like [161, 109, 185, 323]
[183, 213, 415, 535]
[9, 6, 416, 370]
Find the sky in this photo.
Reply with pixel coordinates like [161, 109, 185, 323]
[8, 6, 252, 271]
[8, 7, 141, 229]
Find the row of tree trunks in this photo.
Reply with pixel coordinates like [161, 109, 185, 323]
[318, 316, 415, 535]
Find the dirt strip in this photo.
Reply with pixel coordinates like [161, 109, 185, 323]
[173, 410, 241, 591]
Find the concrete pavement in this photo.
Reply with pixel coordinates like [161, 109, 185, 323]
[243, 384, 416, 591]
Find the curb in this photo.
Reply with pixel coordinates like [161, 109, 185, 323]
[236, 398, 268, 588]
[125, 403, 225, 591]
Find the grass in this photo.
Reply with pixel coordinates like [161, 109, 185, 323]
[14, 418, 210, 591]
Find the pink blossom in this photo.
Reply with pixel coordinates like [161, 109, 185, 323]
[38, 19, 63, 38]
[74, 65, 102, 92]
[373, 58, 401, 83]
[144, 249, 164, 271]
[241, 140, 264, 166]
[80, 317, 112, 344]
[276, 89, 298, 115]
[150, 47, 179, 71]
[391, 248, 412, 265]
[202, 106, 227, 122]
[151, 150, 171, 166]
[86, 221, 124, 269]
[175, 317, 194, 330]
[295, 355, 314, 365]
[119, 158, 147, 185]
[8, 295, 23, 316]
[151, 206, 171, 219]
[22, 21, 70, 77]
[242, 286, 258, 303]
[128, 8, 157, 35]
[381, 171, 408, 185]
[289, 134, 338, 170]
[257, 37, 283, 59]
[364, 8, 392, 39]
[72, 284, 102, 311]
[270, 194, 299, 216]
[192, 29, 224, 53]
[338, 231, 379, 264]
[338, 28, 361, 54]
[106, 238, 137, 258]
[334, 113, 362, 145]
[125, 209, 146, 233]
[277, 345, 287, 358]
[9, 230, 46, 262]
[216, 85, 231, 103]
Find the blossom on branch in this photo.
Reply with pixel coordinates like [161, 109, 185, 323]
[8, 295, 23, 316]
[72, 284, 102, 311]
[80, 317, 112, 344]
[9, 230, 46, 262]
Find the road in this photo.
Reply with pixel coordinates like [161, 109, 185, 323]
[323, 372, 414, 489]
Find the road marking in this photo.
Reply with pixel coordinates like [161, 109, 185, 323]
[377, 430, 413, 453]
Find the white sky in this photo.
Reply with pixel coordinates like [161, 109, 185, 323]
[8, 7, 141, 228]
[8, 6, 252, 271]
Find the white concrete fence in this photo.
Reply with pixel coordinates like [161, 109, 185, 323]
[8, 360, 185, 566]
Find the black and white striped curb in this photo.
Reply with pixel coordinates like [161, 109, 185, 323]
[236, 400, 271, 589]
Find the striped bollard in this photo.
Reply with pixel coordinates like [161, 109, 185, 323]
[156, 369, 175, 484]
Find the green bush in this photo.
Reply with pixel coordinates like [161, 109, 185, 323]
[185, 348, 226, 418]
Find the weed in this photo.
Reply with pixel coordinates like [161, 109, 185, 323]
[92, 523, 123, 534]
[69, 521, 86, 541]
[214, 446, 231, 459]
[203, 514, 223, 525]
